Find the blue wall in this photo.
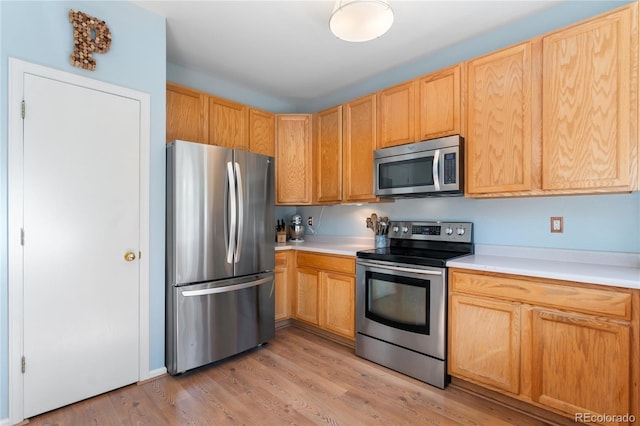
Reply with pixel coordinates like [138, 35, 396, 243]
[295, 193, 640, 253]
[167, 62, 299, 113]
[0, 1, 166, 419]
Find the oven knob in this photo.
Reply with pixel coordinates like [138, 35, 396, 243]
[446, 227, 453, 235]
[392, 226, 399, 233]
[402, 226, 409, 234]
[457, 227, 465, 236]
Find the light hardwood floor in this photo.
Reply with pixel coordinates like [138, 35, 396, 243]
[27, 326, 564, 425]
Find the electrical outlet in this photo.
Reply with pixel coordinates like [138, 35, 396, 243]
[550, 217, 563, 233]
[307, 216, 313, 227]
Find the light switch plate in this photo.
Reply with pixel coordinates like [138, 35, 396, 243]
[550, 217, 563, 233]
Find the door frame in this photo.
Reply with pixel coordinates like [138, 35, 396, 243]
[8, 57, 151, 424]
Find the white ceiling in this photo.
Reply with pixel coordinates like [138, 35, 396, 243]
[135, 1, 563, 104]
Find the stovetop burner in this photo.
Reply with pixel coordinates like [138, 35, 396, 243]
[356, 221, 474, 267]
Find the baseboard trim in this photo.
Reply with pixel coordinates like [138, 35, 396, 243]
[449, 378, 575, 426]
[137, 367, 167, 385]
[288, 320, 355, 349]
[0, 417, 10, 426]
[275, 318, 294, 329]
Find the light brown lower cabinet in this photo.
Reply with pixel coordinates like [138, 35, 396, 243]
[294, 252, 355, 340]
[274, 251, 293, 321]
[449, 294, 521, 394]
[448, 268, 639, 425]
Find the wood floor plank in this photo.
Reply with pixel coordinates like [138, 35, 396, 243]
[26, 326, 560, 425]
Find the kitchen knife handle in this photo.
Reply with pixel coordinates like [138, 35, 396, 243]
[226, 161, 236, 264]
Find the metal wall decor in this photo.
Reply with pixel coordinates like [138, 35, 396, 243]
[69, 9, 111, 71]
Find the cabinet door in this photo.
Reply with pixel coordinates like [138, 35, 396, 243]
[542, 6, 634, 191]
[530, 308, 631, 419]
[467, 41, 539, 194]
[416, 65, 462, 140]
[166, 82, 207, 144]
[249, 108, 275, 157]
[314, 106, 342, 203]
[320, 272, 355, 339]
[208, 95, 249, 150]
[274, 252, 290, 321]
[295, 268, 319, 325]
[449, 294, 521, 394]
[343, 94, 378, 202]
[377, 80, 416, 148]
[275, 114, 313, 205]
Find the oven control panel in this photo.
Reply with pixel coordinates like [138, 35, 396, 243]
[388, 221, 472, 243]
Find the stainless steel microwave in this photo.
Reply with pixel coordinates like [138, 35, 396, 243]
[374, 135, 463, 197]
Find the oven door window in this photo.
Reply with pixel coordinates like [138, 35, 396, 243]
[365, 271, 430, 334]
[378, 156, 434, 189]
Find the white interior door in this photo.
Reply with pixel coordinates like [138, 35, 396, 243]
[21, 73, 141, 417]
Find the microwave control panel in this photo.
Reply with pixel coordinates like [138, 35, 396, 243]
[443, 152, 457, 184]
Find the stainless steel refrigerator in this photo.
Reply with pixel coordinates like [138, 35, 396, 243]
[166, 140, 275, 375]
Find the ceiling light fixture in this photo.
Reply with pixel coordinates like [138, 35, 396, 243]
[329, 0, 394, 43]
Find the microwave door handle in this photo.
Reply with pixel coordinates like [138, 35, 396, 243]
[432, 149, 441, 191]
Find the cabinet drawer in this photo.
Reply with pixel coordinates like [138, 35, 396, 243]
[450, 269, 632, 320]
[275, 251, 289, 267]
[296, 252, 355, 275]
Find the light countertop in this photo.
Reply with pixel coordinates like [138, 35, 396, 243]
[275, 235, 374, 256]
[447, 245, 640, 290]
[275, 237, 640, 289]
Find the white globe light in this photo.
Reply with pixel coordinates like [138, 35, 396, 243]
[330, 0, 394, 43]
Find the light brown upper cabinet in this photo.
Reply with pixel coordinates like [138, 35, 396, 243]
[416, 64, 464, 141]
[275, 114, 313, 205]
[377, 80, 417, 149]
[466, 41, 540, 195]
[166, 82, 208, 144]
[166, 83, 277, 157]
[249, 107, 275, 157]
[208, 95, 249, 150]
[343, 94, 379, 202]
[314, 105, 343, 203]
[542, 4, 637, 192]
[466, 3, 638, 197]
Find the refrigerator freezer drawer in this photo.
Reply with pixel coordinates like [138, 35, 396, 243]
[166, 272, 275, 375]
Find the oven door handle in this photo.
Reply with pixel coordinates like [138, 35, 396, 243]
[357, 261, 443, 276]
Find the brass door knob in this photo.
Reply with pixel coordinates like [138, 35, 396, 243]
[124, 252, 136, 262]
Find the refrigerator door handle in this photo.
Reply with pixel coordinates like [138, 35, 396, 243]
[181, 276, 272, 297]
[234, 161, 244, 263]
[226, 161, 237, 264]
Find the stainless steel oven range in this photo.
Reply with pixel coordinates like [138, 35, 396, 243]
[355, 221, 473, 388]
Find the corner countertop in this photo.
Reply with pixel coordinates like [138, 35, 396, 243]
[275, 235, 374, 257]
[447, 245, 640, 290]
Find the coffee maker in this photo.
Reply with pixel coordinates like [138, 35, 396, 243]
[289, 214, 305, 242]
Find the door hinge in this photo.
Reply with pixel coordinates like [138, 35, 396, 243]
[21, 100, 25, 119]
[21, 356, 26, 374]
[20, 228, 24, 246]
